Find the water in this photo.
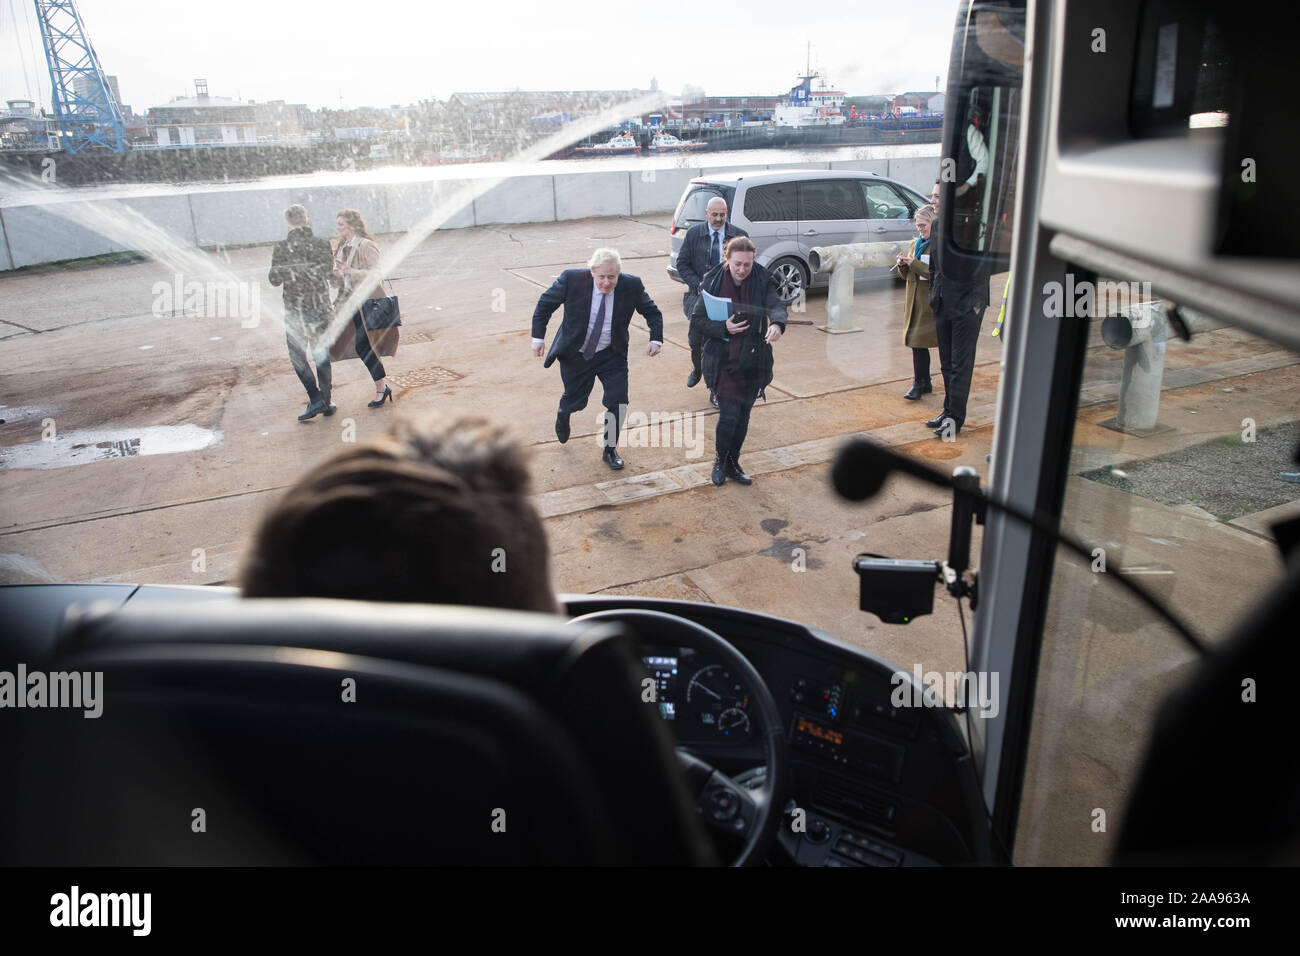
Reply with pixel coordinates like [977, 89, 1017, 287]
[0, 424, 224, 471]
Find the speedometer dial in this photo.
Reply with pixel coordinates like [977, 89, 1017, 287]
[686, 665, 751, 738]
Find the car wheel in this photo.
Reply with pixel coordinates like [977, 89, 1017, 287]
[769, 257, 808, 305]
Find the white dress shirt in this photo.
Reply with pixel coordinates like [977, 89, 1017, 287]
[965, 124, 989, 187]
[532, 283, 662, 350]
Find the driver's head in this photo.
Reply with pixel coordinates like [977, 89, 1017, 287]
[241, 416, 558, 613]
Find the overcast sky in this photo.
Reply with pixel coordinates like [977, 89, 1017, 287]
[3, 0, 959, 112]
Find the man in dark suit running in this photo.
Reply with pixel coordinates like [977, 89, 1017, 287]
[676, 196, 747, 408]
[531, 248, 663, 471]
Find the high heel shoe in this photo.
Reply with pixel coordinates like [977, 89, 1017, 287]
[367, 385, 393, 408]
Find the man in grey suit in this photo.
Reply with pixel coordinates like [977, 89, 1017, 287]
[676, 196, 747, 408]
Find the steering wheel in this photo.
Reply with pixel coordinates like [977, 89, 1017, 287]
[568, 609, 788, 867]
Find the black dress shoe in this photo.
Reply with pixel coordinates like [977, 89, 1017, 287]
[725, 455, 752, 485]
[933, 419, 961, 439]
[687, 369, 702, 388]
[603, 445, 624, 470]
[903, 382, 924, 400]
[924, 415, 946, 428]
[555, 412, 570, 444]
[711, 455, 726, 486]
[298, 399, 326, 421]
[710, 391, 719, 409]
[321, 402, 337, 417]
[367, 385, 393, 408]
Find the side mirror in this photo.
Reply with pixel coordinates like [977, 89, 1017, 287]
[938, 2, 1025, 279]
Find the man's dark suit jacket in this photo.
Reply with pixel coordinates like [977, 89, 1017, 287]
[677, 221, 749, 315]
[531, 269, 664, 368]
[268, 226, 334, 316]
[928, 216, 990, 317]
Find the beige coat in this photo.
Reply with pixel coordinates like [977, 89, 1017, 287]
[898, 237, 938, 349]
[333, 236, 385, 300]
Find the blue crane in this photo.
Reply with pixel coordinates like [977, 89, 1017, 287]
[34, 0, 126, 153]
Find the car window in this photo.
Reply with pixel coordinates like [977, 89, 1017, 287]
[742, 182, 799, 222]
[674, 186, 728, 229]
[901, 185, 930, 210]
[797, 179, 867, 221]
[861, 182, 914, 219]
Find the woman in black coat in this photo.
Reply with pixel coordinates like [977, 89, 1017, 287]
[690, 236, 787, 486]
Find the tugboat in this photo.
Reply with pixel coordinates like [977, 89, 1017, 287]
[572, 132, 641, 156]
[648, 132, 707, 152]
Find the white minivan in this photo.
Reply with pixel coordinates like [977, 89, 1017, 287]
[667, 169, 931, 304]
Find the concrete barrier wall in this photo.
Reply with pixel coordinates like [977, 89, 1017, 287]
[0, 149, 941, 271]
[630, 166, 700, 215]
[3, 202, 125, 267]
[885, 156, 943, 197]
[473, 174, 555, 225]
[0, 212, 11, 271]
[555, 171, 629, 220]
[385, 179, 476, 232]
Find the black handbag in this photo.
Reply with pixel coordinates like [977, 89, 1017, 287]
[339, 242, 401, 330]
[361, 294, 401, 330]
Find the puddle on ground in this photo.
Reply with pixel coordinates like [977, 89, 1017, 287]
[0, 425, 223, 471]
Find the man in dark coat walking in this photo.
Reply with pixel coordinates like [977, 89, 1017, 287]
[926, 181, 990, 439]
[269, 204, 336, 421]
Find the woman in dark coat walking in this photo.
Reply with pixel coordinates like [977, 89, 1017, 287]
[690, 236, 787, 486]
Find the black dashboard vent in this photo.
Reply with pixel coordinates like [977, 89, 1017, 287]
[813, 777, 897, 833]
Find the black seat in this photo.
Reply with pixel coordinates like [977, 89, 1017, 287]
[0, 599, 716, 865]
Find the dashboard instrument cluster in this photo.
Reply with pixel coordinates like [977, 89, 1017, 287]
[643, 647, 755, 743]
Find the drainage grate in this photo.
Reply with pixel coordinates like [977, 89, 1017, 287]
[389, 366, 463, 389]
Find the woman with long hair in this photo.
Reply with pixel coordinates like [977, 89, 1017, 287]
[333, 208, 394, 408]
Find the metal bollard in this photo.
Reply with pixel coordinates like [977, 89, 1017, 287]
[1100, 301, 1222, 431]
[807, 241, 906, 334]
